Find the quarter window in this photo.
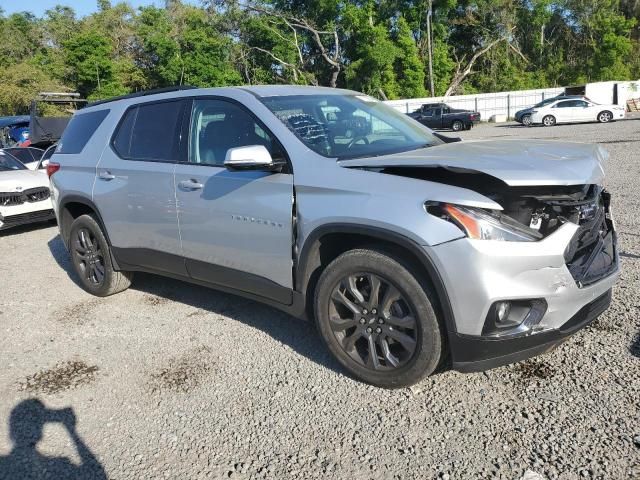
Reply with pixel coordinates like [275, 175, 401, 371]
[188, 99, 285, 167]
[112, 100, 185, 162]
[58, 109, 110, 154]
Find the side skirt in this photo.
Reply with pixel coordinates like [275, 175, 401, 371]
[111, 247, 307, 320]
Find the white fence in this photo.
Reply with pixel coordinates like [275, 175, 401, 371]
[384, 87, 565, 120]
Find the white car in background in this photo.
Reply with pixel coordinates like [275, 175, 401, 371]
[1, 147, 44, 170]
[0, 150, 54, 231]
[530, 98, 626, 126]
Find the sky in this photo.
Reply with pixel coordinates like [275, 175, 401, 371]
[1, 0, 200, 18]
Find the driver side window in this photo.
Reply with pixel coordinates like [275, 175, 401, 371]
[189, 99, 284, 166]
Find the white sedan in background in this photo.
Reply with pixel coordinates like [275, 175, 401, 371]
[0, 150, 54, 231]
[530, 98, 626, 126]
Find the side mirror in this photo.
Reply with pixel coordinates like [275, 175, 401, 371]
[224, 145, 283, 171]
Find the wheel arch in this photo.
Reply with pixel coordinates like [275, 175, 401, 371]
[296, 223, 457, 338]
[58, 195, 121, 270]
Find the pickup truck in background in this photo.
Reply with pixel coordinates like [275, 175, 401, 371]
[408, 103, 481, 131]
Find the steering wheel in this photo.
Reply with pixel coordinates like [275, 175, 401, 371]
[347, 136, 370, 149]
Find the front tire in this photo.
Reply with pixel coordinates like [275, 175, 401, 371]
[68, 214, 133, 296]
[451, 120, 464, 132]
[314, 248, 443, 388]
[542, 115, 556, 127]
[598, 111, 612, 123]
[522, 114, 532, 126]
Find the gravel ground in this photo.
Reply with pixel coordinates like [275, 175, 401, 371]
[0, 116, 639, 480]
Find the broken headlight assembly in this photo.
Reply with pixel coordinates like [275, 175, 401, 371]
[427, 203, 543, 242]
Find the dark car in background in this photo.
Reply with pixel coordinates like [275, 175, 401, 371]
[408, 103, 480, 131]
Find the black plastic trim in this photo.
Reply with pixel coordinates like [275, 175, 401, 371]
[111, 247, 304, 318]
[296, 223, 458, 337]
[452, 289, 612, 372]
[185, 257, 292, 305]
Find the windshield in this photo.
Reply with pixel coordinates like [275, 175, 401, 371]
[0, 151, 27, 171]
[260, 94, 442, 159]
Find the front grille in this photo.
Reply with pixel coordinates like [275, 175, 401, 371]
[564, 190, 617, 287]
[0, 187, 50, 206]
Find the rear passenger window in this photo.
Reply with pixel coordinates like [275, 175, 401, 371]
[58, 109, 110, 154]
[112, 100, 185, 162]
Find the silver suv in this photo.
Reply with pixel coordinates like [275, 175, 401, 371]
[48, 86, 619, 388]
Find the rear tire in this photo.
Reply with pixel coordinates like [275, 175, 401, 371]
[314, 248, 443, 388]
[68, 214, 133, 297]
[542, 115, 556, 127]
[451, 120, 464, 132]
[598, 111, 612, 123]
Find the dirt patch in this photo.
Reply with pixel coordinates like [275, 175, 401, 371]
[52, 298, 101, 325]
[148, 346, 214, 393]
[513, 359, 556, 381]
[143, 294, 171, 306]
[19, 361, 99, 394]
[589, 318, 617, 332]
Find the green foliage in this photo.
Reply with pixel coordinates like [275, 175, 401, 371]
[0, 0, 637, 115]
[0, 62, 67, 115]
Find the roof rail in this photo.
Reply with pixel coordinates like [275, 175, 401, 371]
[86, 85, 198, 108]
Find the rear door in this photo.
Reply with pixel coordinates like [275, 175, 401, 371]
[93, 99, 187, 275]
[423, 108, 441, 128]
[572, 100, 594, 122]
[174, 97, 294, 304]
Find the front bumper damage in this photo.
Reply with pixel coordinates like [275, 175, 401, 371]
[429, 192, 619, 372]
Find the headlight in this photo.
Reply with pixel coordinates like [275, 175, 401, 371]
[431, 203, 542, 242]
[530, 109, 538, 113]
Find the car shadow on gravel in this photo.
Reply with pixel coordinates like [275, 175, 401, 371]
[0, 399, 106, 479]
[47, 235, 344, 377]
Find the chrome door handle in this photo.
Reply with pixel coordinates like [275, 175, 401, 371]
[178, 179, 204, 191]
[98, 171, 115, 181]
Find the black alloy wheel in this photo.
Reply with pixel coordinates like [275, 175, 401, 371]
[314, 248, 443, 388]
[72, 227, 106, 286]
[68, 214, 133, 296]
[328, 273, 418, 370]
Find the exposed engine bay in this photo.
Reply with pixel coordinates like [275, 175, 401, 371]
[378, 166, 618, 287]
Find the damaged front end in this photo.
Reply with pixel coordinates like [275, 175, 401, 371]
[380, 166, 617, 288]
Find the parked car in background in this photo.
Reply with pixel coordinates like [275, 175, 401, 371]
[530, 98, 626, 126]
[408, 103, 480, 131]
[49, 86, 618, 388]
[1, 147, 44, 170]
[514, 95, 584, 126]
[37, 144, 57, 170]
[0, 116, 31, 148]
[0, 150, 54, 230]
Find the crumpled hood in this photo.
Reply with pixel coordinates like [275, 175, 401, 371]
[338, 139, 608, 186]
[0, 169, 49, 192]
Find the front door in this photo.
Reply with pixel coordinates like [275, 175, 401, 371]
[174, 98, 294, 304]
[93, 99, 188, 275]
[551, 100, 578, 123]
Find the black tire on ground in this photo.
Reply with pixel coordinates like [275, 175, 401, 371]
[598, 111, 613, 123]
[314, 248, 444, 388]
[451, 120, 464, 131]
[522, 114, 532, 126]
[68, 214, 133, 297]
[542, 115, 556, 127]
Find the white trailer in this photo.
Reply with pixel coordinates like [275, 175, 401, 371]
[565, 80, 640, 106]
